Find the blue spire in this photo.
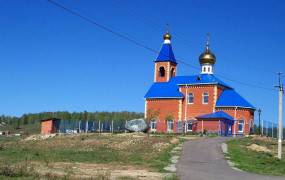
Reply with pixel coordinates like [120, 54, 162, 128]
[155, 32, 177, 64]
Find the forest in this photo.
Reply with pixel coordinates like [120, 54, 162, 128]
[0, 111, 144, 133]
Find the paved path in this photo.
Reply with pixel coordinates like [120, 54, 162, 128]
[177, 137, 284, 180]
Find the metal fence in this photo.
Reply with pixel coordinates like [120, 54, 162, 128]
[254, 119, 284, 138]
[57, 120, 126, 133]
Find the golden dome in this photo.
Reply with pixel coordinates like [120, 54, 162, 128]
[163, 32, 171, 40]
[199, 43, 216, 65]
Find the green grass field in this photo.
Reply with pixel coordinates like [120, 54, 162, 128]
[227, 136, 285, 176]
[0, 133, 184, 179]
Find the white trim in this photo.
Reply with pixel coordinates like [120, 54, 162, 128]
[184, 85, 188, 121]
[146, 97, 183, 99]
[154, 63, 157, 82]
[185, 121, 193, 132]
[144, 101, 148, 119]
[150, 120, 157, 132]
[216, 106, 255, 110]
[167, 120, 174, 132]
[164, 39, 171, 44]
[237, 120, 245, 133]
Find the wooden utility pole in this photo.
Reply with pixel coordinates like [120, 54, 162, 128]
[276, 72, 283, 159]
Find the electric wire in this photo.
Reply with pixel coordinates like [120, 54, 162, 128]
[47, 0, 277, 92]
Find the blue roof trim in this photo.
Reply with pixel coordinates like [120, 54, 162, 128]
[155, 43, 176, 63]
[196, 111, 234, 120]
[171, 74, 231, 88]
[145, 74, 233, 99]
[144, 82, 184, 99]
[216, 89, 255, 109]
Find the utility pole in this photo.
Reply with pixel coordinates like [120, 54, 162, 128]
[258, 109, 262, 135]
[275, 72, 283, 160]
[261, 117, 264, 136]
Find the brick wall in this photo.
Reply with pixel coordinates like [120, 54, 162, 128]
[180, 85, 216, 120]
[146, 99, 180, 132]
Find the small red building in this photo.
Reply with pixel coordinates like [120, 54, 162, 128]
[40, 118, 60, 134]
[144, 32, 255, 135]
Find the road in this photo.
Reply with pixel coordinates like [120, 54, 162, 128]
[177, 137, 284, 180]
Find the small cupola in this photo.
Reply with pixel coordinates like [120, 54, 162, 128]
[199, 34, 216, 74]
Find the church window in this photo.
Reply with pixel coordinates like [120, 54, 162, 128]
[238, 120, 244, 133]
[188, 93, 194, 104]
[150, 120, 157, 131]
[167, 120, 174, 132]
[159, 67, 165, 77]
[170, 68, 175, 77]
[186, 122, 193, 132]
[203, 67, 206, 72]
[202, 92, 209, 104]
[208, 67, 211, 72]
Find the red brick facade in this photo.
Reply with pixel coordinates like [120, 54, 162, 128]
[145, 35, 255, 135]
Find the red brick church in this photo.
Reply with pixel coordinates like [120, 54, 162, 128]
[144, 32, 255, 135]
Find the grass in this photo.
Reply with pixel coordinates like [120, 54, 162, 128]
[227, 136, 285, 176]
[0, 133, 186, 179]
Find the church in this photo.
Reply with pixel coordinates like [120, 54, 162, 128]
[144, 32, 255, 135]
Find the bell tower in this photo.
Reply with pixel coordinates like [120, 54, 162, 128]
[154, 32, 177, 82]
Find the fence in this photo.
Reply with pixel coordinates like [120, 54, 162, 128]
[254, 120, 284, 139]
[57, 120, 126, 133]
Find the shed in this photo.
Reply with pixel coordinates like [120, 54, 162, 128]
[41, 118, 61, 134]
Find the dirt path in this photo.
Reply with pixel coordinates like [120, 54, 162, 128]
[177, 137, 284, 180]
[32, 162, 164, 180]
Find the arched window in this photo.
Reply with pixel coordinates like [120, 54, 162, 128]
[167, 120, 174, 132]
[159, 66, 165, 77]
[202, 92, 209, 104]
[188, 93, 194, 104]
[238, 120, 244, 133]
[170, 68, 175, 77]
[203, 67, 206, 72]
[208, 67, 211, 72]
[150, 119, 157, 131]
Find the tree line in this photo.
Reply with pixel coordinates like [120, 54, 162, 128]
[0, 111, 144, 129]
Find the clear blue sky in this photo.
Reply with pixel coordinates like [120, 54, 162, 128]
[0, 0, 284, 123]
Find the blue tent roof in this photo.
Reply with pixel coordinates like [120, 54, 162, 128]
[216, 89, 255, 109]
[196, 111, 234, 120]
[155, 43, 176, 64]
[144, 82, 184, 99]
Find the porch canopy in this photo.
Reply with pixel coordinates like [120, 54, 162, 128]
[196, 111, 234, 125]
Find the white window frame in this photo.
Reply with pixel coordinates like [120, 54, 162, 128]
[186, 122, 193, 132]
[167, 120, 174, 132]
[202, 92, 209, 104]
[238, 120, 244, 133]
[188, 93, 194, 104]
[150, 120, 157, 132]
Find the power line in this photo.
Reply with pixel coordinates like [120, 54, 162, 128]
[110, 0, 277, 76]
[47, 0, 276, 92]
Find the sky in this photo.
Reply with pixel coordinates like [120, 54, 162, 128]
[0, 0, 284, 123]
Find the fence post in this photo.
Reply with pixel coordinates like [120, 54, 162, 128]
[99, 121, 101, 133]
[125, 120, 127, 133]
[86, 120, 88, 133]
[112, 120, 114, 133]
[271, 121, 274, 138]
